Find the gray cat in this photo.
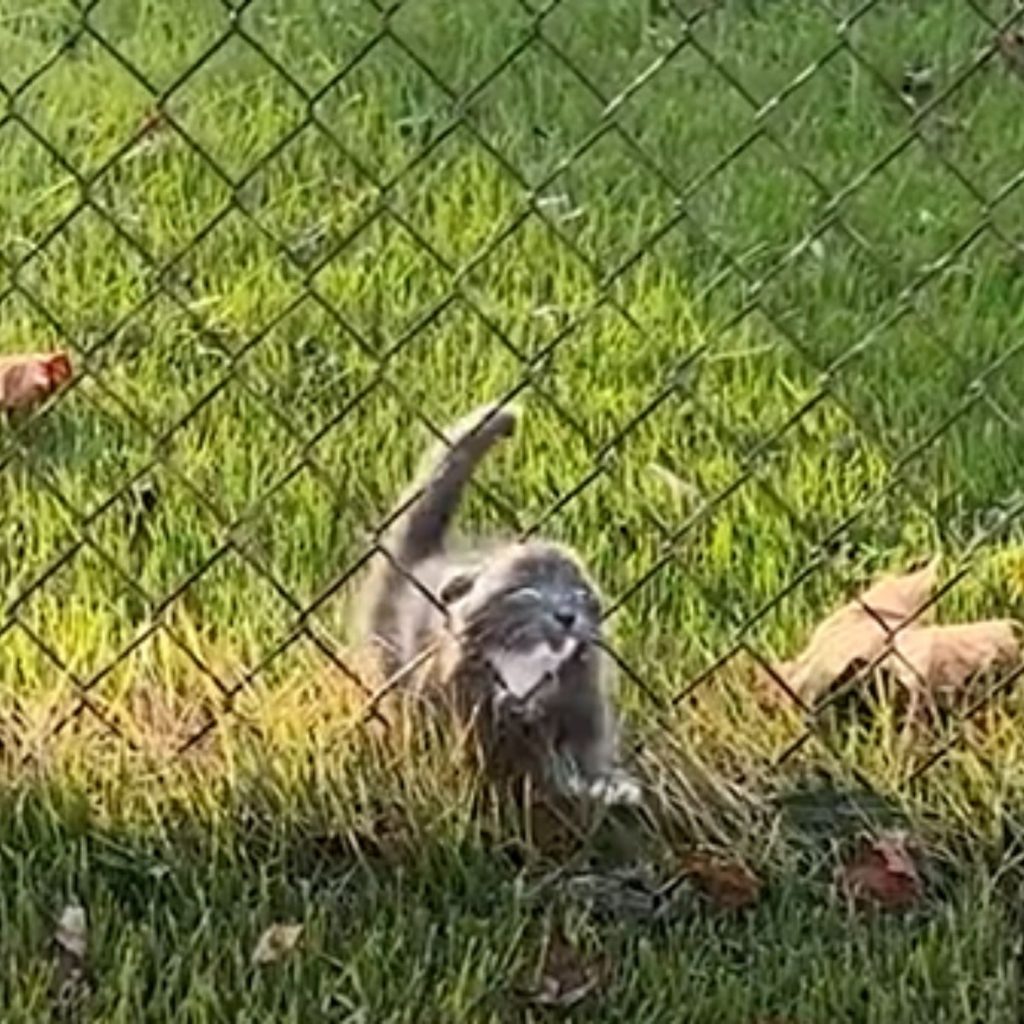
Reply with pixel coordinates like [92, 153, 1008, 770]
[360, 402, 640, 806]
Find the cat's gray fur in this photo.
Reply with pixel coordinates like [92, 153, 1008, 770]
[360, 403, 639, 805]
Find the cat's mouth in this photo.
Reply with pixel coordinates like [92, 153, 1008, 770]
[487, 639, 579, 699]
[549, 633, 570, 653]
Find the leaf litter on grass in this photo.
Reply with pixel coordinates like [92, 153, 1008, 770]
[772, 557, 1022, 716]
[53, 902, 90, 1018]
[677, 850, 763, 911]
[252, 922, 304, 966]
[517, 924, 610, 1010]
[838, 831, 924, 911]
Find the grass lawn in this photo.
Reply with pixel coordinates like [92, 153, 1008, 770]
[3, 0, 1024, 1019]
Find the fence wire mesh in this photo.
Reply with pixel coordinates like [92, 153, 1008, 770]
[3, 0, 1024, 818]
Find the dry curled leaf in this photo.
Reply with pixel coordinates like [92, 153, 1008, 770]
[251, 922, 303, 965]
[886, 620, 1021, 699]
[520, 928, 608, 1009]
[0, 351, 72, 411]
[679, 851, 762, 911]
[53, 903, 90, 1018]
[839, 832, 923, 910]
[775, 558, 940, 705]
[55, 904, 87, 961]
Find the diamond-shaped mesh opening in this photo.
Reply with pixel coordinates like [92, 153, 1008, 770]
[382, 0, 536, 96]
[161, 548, 295, 675]
[0, 0, 79, 94]
[523, 302, 698, 450]
[7, 375, 157, 518]
[757, 48, 909, 199]
[840, 0, 997, 115]
[835, 139, 987, 283]
[89, 293, 235, 434]
[388, 127, 526, 269]
[238, 124, 377, 268]
[0, 121, 79, 263]
[650, 644, 811, 783]
[686, 1, 842, 109]
[540, 0, 687, 99]
[85, 0, 229, 94]
[607, 210, 745, 330]
[80, 466, 227, 607]
[163, 33, 309, 182]
[14, 30, 155, 178]
[376, 305, 533, 438]
[463, 37, 605, 187]
[823, 232, 1023, 469]
[15, 205, 150, 333]
[895, 379, 1024, 537]
[944, 68, 1024, 202]
[308, 349, 528, 537]
[753, 224, 901, 369]
[90, 129, 233, 262]
[234, 298, 379, 443]
[461, 213, 599, 359]
[609, 40, 753, 187]
[236, 0, 381, 95]
[683, 133, 823, 282]
[12, 544, 148, 681]
[160, 381, 305, 524]
[93, 634, 223, 757]
[163, 206, 305, 343]
[312, 214, 452, 355]
[537, 129, 677, 275]
[313, 36, 453, 185]
[232, 464, 349, 608]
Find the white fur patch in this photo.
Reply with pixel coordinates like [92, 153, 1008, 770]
[592, 775, 643, 807]
[488, 641, 577, 699]
[566, 772, 643, 808]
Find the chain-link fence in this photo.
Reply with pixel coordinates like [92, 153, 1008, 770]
[3, 0, 1024, 827]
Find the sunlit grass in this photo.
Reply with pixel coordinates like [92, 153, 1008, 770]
[3, 0, 1024, 1018]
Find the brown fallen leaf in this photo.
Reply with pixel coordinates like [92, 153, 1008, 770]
[251, 922, 303, 965]
[520, 927, 608, 1009]
[838, 832, 923, 910]
[886, 620, 1021, 701]
[775, 558, 940, 705]
[679, 851, 762, 911]
[0, 351, 72, 411]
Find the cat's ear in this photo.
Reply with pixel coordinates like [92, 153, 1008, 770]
[439, 571, 476, 605]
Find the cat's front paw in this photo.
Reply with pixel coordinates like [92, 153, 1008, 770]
[589, 773, 643, 808]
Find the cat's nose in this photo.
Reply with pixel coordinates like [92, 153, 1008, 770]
[554, 610, 576, 630]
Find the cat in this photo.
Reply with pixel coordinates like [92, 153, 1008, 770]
[359, 402, 640, 806]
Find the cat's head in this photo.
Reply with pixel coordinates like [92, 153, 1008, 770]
[439, 542, 602, 694]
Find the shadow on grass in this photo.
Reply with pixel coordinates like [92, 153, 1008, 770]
[2, 746, 1022, 1023]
